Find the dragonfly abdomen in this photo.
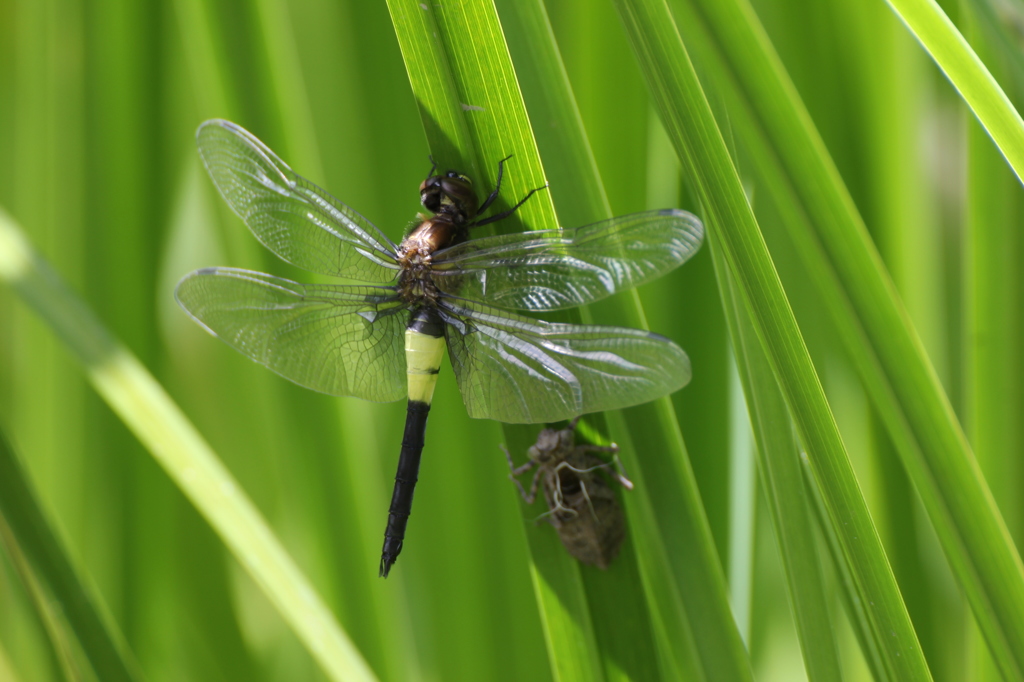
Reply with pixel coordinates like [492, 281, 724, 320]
[404, 312, 446, 404]
[379, 401, 429, 577]
[379, 308, 447, 577]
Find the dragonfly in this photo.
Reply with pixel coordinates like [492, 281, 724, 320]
[504, 418, 632, 569]
[175, 119, 704, 577]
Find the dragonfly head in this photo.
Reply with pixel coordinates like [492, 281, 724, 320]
[420, 170, 478, 222]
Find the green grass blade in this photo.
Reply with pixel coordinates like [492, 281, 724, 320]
[386, 3, 620, 680]
[610, 0, 932, 678]
[709, 237, 845, 681]
[962, 12, 1024, 558]
[0, 209, 377, 682]
[799, 450, 889, 682]
[963, 12, 1024, 676]
[388, 0, 753, 678]
[386, 0, 555, 230]
[668, 0, 1024, 676]
[494, 0, 611, 219]
[883, 0, 1024, 185]
[369, 3, 604, 677]
[497, 0, 750, 679]
[0, 428, 141, 682]
[0, 519, 80, 682]
[959, 0, 1024, 97]
[832, 4, 945, 668]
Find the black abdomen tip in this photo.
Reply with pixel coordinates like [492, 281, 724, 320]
[379, 553, 397, 578]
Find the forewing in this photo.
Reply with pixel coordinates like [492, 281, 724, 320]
[197, 119, 399, 281]
[175, 267, 407, 402]
[431, 209, 703, 310]
[440, 300, 690, 423]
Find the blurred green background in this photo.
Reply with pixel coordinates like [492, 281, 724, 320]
[1, 0, 1022, 680]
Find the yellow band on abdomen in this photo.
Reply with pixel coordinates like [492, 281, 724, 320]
[405, 329, 446, 404]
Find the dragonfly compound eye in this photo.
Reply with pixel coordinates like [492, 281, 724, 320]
[437, 175, 477, 217]
[420, 177, 444, 213]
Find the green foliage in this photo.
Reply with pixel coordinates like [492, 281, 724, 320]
[1, 0, 1023, 680]
[0, 426, 141, 682]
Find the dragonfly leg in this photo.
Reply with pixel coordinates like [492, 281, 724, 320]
[574, 446, 633, 490]
[548, 489, 581, 516]
[502, 444, 537, 501]
[477, 154, 513, 215]
[607, 451, 633, 490]
[472, 183, 548, 228]
[532, 507, 558, 524]
[556, 459, 612, 476]
[502, 444, 537, 478]
[578, 480, 599, 521]
[576, 444, 618, 455]
[548, 475, 578, 518]
[524, 467, 544, 505]
[424, 155, 438, 182]
[472, 155, 547, 228]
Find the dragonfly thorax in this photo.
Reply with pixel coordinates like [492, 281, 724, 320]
[397, 217, 460, 305]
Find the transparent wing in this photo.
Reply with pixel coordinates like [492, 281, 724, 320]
[175, 267, 408, 402]
[440, 299, 691, 423]
[431, 209, 703, 310]
[197, 119, 400, 281]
